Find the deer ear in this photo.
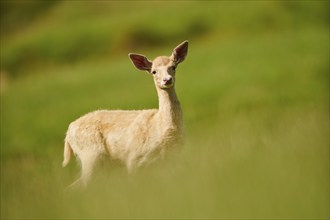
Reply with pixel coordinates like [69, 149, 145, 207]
[172, 40, 188, 64]
[129, 53, 152, 72]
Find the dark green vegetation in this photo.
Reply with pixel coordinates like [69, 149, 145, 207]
[1, 1, 329, 219]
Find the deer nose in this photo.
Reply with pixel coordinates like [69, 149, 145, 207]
[163, 76, 173, 85]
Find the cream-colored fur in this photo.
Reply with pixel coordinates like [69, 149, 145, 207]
[63, 41, 188, 189]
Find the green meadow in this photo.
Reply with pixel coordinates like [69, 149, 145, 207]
[1, 1, 329, 219]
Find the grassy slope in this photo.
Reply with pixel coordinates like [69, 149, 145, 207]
[1, 1, 329, 219]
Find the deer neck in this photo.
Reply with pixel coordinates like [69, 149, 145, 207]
[156, 87, 183, 129]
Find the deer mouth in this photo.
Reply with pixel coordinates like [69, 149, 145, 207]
[161, 81, 174, 89]
[161, 77, 174, 88]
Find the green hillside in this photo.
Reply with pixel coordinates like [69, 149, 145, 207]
[1, 1, 329, 219]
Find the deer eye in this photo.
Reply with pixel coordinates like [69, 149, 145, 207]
[172, 66, 176, 71]
[152, 70, 157, 75]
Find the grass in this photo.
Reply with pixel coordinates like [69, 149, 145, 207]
[1, 1, 329, 219]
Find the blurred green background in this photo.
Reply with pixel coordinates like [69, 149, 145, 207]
[1, 1, 329, 219]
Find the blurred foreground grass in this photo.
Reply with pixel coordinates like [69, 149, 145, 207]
[1, 1, 329, 219]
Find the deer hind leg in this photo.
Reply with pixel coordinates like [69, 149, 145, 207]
[66, 152, 99, 191]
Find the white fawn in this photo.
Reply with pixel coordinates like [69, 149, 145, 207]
[63, 40, 188, 189]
